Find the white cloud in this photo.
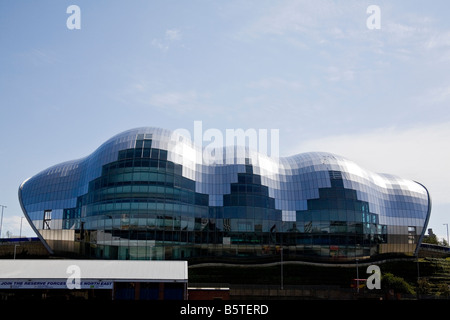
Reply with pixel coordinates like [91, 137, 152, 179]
[151, 39, 169, 52]
[165, 29, 182, 41]
[152, 28, 182, 52]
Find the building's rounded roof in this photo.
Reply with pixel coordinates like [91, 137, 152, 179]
[20, 126, 430, 221]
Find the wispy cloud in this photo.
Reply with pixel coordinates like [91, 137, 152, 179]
[151, 28, 182, 52]
[324, 66, 355, 82]
[165, 29, 182, 41]
[116, 77, 218, 115]
[247, 77, 303, 90]
[426, 30, 450, 49]
[236, 1, 448, 62]
[418, 84, 450, 105]
[149, 90, 199, 111]
[237, 0, 359, 41]
[19, 48, 61, 67]
[147, 89, 233, 117]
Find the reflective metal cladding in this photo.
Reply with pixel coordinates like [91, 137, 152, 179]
[18, 127, 431, 261]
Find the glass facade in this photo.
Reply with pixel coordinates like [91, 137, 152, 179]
[19, 127, 431, 262]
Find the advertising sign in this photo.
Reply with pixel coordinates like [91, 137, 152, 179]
[0, 280, 113, 289]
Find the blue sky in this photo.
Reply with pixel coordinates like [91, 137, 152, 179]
[0, 0, 449, 241]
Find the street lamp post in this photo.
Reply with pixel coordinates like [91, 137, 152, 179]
[356, 258, 359, 294]
[0, 205, 6, 239]
[280, 247, 284, 290]
[19, 217, 23, 239]
[14, 217, 24, 259]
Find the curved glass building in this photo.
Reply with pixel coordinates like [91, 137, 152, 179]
[19, 127, 431, 262]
